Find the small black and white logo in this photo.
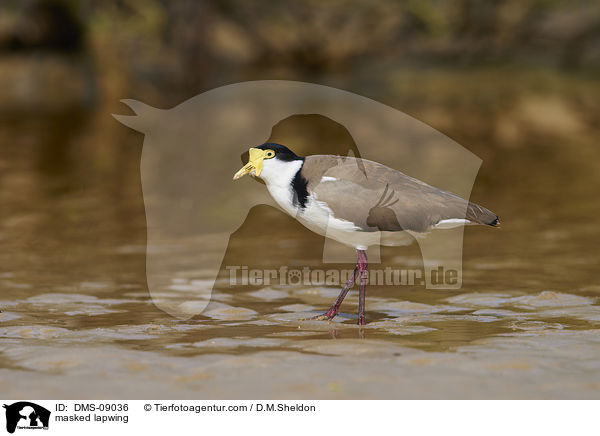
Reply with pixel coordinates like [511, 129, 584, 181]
[3, 402, 50, 434]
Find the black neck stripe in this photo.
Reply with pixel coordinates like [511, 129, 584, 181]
[291, 159, 308, 209]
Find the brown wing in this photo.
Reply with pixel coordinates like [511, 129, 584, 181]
[302, 155, 499, 232]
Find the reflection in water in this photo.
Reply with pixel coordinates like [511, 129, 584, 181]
[1, 78, 600, 398]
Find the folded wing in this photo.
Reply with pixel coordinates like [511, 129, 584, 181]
[302, 155, 499, 233]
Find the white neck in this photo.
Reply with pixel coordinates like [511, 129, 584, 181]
[257, 158, 304, 214]
[258, 158, 303, 187]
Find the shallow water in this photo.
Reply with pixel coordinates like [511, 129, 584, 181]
[1, 73, 600, 398]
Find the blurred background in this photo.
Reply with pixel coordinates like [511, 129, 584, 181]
[1, 0, 600, 398]
[1, 0, 599, 289]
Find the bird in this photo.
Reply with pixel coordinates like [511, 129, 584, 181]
[233, 143, 499, 325]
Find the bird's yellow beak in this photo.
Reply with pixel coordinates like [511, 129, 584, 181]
[233, 148, 266, 180]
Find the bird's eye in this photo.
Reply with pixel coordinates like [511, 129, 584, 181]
[265, 150, 275, 158]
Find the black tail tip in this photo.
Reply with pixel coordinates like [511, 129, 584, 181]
[489, 216, 500, 227]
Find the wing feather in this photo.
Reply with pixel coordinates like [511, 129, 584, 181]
[302, 155, 499, 232]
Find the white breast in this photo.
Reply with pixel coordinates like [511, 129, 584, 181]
[266, 183, 298, 216]
[301, 195, 360, 233]
[297, 194, 377, 250]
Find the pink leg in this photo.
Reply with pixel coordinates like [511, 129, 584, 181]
[310, 267, 358, 320]
[309, 249, 369, 323]
[357, 249, 368, 325]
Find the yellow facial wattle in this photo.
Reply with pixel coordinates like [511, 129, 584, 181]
[233, 148, 267, 180]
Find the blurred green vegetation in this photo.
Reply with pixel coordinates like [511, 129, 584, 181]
[1, 0, 598, 159]
[1, 0, 599, 110]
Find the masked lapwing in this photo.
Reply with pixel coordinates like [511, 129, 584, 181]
[233, 143, 499, 325]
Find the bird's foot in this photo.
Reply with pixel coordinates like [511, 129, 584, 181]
[306, 307, 339, 321]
